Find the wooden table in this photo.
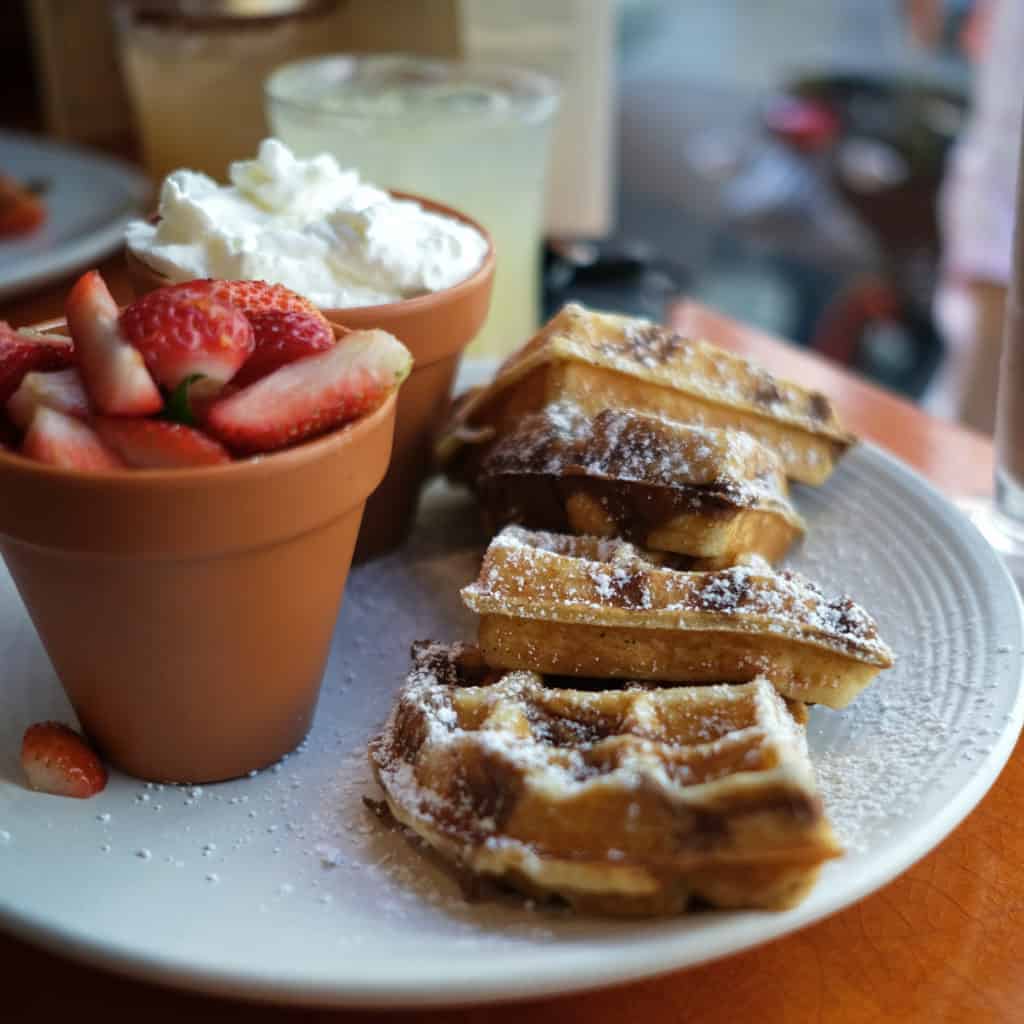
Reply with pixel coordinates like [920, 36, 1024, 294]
[1, 283, 1012, 1023]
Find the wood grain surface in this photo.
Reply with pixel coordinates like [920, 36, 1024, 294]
[0, 287, 1014, 1023]
[670, 301, 995, 498]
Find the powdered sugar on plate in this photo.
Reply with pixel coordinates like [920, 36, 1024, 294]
[0, 440, 1021, 1006]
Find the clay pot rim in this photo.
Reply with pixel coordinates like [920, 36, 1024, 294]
[125, 189, 496, 324]
[0, 388, 398, 488]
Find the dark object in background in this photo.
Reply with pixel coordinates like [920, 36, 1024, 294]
[809, 276, 945, 399]
[614, 49, 964, 403]
[785, 72, 964, 266]
[742, 72, 966, 400]
[0, 4, 40, 133]
[24, 0, 134, 147]
[543, 239, 686, 324]
[767, 73, 966, 398]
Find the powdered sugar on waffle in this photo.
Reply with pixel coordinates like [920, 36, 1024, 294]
[480, 403, 794, 515]
[372, 645, 824, 840]
[466, 526, 893, 665]
[611, 316, 840, 436]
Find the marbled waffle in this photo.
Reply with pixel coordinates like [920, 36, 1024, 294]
[461, 527, 894, 708]
[437, 303, 855, 486]
[473, 403, 804, 566]
[370, 642, 842, 915]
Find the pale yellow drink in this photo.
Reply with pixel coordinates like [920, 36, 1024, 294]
[115, 6, 334, 184]
[266, 56, 558, 356]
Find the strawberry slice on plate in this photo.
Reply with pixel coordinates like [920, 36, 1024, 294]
[119, 286, 254, 391]
[23, 407, 124, 471]
[7, 368, 90, 430]
[206, 329, 412, 454]
[94, 417, 230, 469]
[0, 321, 74, 405]
[66, 270, 163, 416]
[167, 279, 329, 325]
[0, 174, 46, 238]
[232, 309, 336, 388]
[22, 721, 107, 799]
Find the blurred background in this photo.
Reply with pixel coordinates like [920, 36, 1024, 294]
[0, 0, 1015, 432]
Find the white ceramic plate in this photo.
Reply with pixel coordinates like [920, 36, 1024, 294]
[0, 133, 150, 301]
[0, 395, 1021, 1008]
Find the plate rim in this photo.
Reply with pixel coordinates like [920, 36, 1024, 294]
[0, 439, 1022, 1008]
[0, 131, 151, 302]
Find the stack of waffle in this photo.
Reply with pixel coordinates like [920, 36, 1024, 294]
[370, 304, 893, 916]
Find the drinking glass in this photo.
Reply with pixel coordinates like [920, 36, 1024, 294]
[266, 55, 559, 357]
[957, 124, 1024, 586]
[114, 0, 338, 183]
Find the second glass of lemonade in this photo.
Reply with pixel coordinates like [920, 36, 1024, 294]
[266, 55, 559, 357]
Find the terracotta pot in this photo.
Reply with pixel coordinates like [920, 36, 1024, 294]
[126, 192, 495, 560]
[0, 329, 398, 782]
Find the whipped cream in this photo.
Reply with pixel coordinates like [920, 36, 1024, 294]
[125, 139, 488, 308]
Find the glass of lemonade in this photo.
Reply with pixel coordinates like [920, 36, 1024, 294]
[266, 55, 559, 357]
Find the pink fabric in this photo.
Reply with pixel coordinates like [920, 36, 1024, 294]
[940, 0, 1024, 284]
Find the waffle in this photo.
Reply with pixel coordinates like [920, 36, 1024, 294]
[473, 404, 805, 567]
[461, 527, 893, 708]
[370, 642, 842, 915]
[437, 303, 855, 486]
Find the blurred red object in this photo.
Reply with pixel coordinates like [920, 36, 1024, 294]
[810, 277, 901, 367]
[763, 96, 839, 154]
[962, 0, 996, 62]
[0, 174, 45, 238]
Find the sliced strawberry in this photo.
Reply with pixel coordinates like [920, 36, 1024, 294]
[232, 310, 335, 388]
[21, 721, 107, 798]
[167, 279, 329, 325]
[7, 368, 90, 430]
[22, 407, 124, 471]
[206, 329, 411, 454]
[0, 322, 74, 405]
[66, 270, 163, 416]
[119, 287, 254, 391]
[94, 416, 230, 469]
[0, 175, 46, 238]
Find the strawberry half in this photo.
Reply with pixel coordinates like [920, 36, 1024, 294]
[166, 279, 329, 325]
[119, 288, 254, 391]
[66, 270, 163, 416]
[0, 322, 74, 405]
[206, 329, 412, 454]
[7, 368, 90, 430]
[22, 721, 108, 799]
[22, 407, 124, 471]
[232, 310, 336, 388]
[94, 417, 230, 469]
